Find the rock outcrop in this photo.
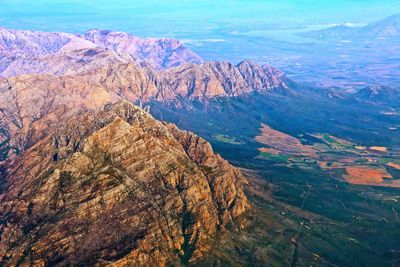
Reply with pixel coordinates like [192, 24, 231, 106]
[0, 100, 249, 266]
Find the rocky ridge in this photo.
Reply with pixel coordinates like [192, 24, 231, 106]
[349, 85, 400, 105]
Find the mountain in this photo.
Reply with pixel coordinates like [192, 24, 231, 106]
[302, 14, 400, 40]
[0, 43, 284, 263]
[0, 27, 203, 76]
[0, 100, 249, 266]
[0, 28, 272, 265]
[0, 28, 287, 95]
[0, 28, 287, 131]
[162, 60, 288, 99]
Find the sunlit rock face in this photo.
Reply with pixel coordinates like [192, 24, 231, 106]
[0, 100, 249, 266]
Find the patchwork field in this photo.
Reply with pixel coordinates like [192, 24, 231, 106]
[214, 134, 243, 145]
[369, 146, 388, 153]
[255, 123, 400, 188]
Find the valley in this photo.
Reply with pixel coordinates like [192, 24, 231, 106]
[150, 83, 400, 266]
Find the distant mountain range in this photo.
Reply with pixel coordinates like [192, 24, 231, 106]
[0, 28, 203, 72]
[302, 14, 400, 40]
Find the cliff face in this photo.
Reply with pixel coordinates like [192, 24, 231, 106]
[0, 101, 249, 266]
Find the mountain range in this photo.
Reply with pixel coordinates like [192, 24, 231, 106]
[302, 13, 400, 40]
[0, 27, 203, 75]
[0, 60, 286, 166]
[0, 28, 288, 169]
[0, 27, 284, 266]
[345, 86, 400, 106]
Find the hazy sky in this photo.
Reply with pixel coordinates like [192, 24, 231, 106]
[1, 0, 399, 36]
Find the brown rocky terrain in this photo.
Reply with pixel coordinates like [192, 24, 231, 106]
[0, 100, 249, 266]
